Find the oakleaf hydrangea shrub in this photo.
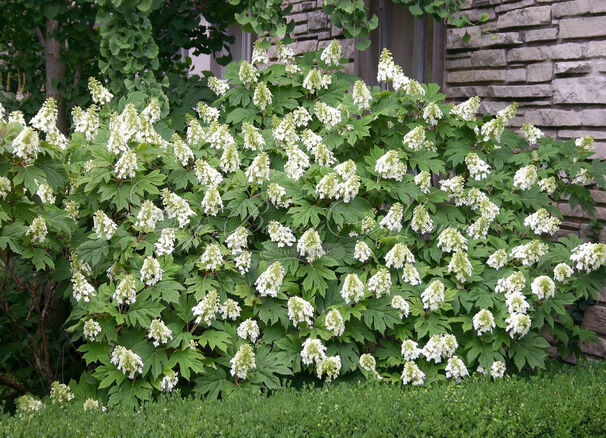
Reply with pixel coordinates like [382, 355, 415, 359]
[2, 41, 606, 407]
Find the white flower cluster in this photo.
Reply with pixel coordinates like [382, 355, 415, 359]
[155, 228, 176, 256]
[135, 200, 164, 232]
[201, 187, 223, 216]
[445, 356, 469, 382]
[220, 299, 242, 320]
[391, 295, 410, 318]
[253, 82, 273, 110]
[423, 102, 443, 126]
[505, 313, 531, 339]
[367, 268, 392, 298]
[375, 150, 407, 181]
[340, 273, 365, 304]
[487, 249, 508, 270]
[113, 275, 137, 305]
[421, 333, 458, 363]
[303, 68, 332, 94]
[26, 216, 47, 244]
[554, 263, 573, 282]
[437, 227, 467, 253]
[473, 309, 495, 335]
[451, 96, 480, 121]
[12, 127, 40, 163]
[521, 123, 544, 145]
[325, 309, 345, 336]
[513, 165, 537, 190]
[510, 240, 549, 266]
[465, 153, 491, 180]
[524, 209, 560, 235]
[111, 346, 143, 379]
[50, 382, 74, 405]
[230, 343, 256, 380]
[88, 77, 113, 105]
[297, 228, 325, 263]
[314, 102, 341, 130]
[380, 203, 404, 232]
[421, 280, 445, 311]
[160, 372, 179, 392]
[401, 361, 425, 385]
[385, 243, 414, 269]
[16, 395, 43, 413]
[140, 256, 163, 286]
[287, 296, 314, 328]
[316, 355, 341, 382]
[192, 289, 220, 325]
[114, 149, 138, 179]
[208, 77, 229, 96]
[411, 204, 434, 234]
[403, 126, 427, 152]
[301, 338, 327, 365]
[72, 272, 96, 302]
[246, 152, 270, 184]
[0, 176, 11, 199]
[83, 319, 101, 341]
[530, 275, 555, 300]
[352, 80, 372, 111]
[237, 318, 260, 343]
[414, 171, 431, 194]
[320, 40, 341, 66]
[359, 353, 380, 378]
[255, 262, 285, 297]
[93, 210, 117, 240]
[354, 241, 373, 263]
[570, 242, 606, 273]
[448, 251, 473, 283]
[148, 319, 173, 346]
[162, 189, 195, 228]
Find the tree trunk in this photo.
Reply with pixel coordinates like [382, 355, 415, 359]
[44, 19, 67, 133]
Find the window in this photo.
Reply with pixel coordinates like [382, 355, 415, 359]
[355, 0, 445, 87]
[188, 21, 254, 78]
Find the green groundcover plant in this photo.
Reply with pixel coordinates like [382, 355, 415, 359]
[3, 362, 606, 437]
[1, 40, 606, 409]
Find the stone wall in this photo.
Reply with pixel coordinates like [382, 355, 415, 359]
[444, 0, 606, 359]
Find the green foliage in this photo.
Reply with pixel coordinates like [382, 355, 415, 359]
[1, 41, 606, 408]
[3, 362, 606, 437]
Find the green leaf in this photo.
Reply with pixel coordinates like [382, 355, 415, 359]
[169, 348, 206, 380]
[77, 239, 109, 267]
[508, 332, 550, 371]
[199, 329, 233, 352]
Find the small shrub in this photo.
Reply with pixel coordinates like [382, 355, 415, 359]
[2, 363, 606, 437]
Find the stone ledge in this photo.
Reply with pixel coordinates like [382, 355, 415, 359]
[558, 203, 606, 221]
[583, 305, 606, 335]
[581, 337, 606, 358]
[553, 77, 606, 104]
[447, 69, 506, 83]
[552, 0, 606, 18]
[447, 27, 522, 49]
[496, 5, 551, 29]
[560, 16, 606, 39]
[524, 28, 558, 42]
[554, 61, 594, 76]
[494, 0, 535, 14]
[488, 84, 552, 98]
